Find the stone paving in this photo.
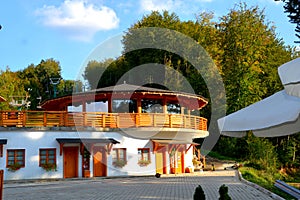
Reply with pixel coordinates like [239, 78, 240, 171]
[3, 170, 277, 200]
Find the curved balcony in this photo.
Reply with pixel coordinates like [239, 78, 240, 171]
[0, 111, 208, 141]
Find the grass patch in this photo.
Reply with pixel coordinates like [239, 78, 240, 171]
[239, 167, 296, 200]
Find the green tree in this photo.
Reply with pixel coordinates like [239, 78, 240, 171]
[276, 0, 300, 43]
[219, 4, 291, 114]
[18, 58, 62, 109]
[275, 134, 300, 168]
[83, 59, 114, 89]
[122, 11, 183, 89]
[122, 10, 219, 101]
[83, 57, 129, 89]
[213, 4, 293, 163]
[246, 133, 278, 172]
[0, 67, 26, 110]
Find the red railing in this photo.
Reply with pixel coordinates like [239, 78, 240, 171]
[0, 111, 207, 131]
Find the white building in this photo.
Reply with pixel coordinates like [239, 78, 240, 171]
[0, 83, 209, 180]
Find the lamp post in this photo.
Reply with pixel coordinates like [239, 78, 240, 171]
[50, 78, 61, 98]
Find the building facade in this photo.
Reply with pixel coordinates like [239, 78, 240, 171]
[0, 83, 208, 180]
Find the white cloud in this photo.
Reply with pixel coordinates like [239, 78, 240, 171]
[139, 0, 183, 12]
[35, 0, 120, 41]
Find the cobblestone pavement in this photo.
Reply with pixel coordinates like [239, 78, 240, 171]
[3, 171, 275, 200]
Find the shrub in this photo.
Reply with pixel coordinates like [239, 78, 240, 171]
[193, 185, 206, 200]
[219, 184, 231, 200]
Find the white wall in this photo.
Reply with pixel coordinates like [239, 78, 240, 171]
[0, 131, 157, 180]
[106, 136, 156, 177]
[0, 131, 194, 180]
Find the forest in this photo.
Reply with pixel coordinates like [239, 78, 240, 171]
[0, 2, 299, 196]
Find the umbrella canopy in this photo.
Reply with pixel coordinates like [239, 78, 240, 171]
[218, 58, 300, 137]
[278, 57, 300, 98]
[218, 90, 300, 137]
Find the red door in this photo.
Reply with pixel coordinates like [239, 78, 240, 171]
[63, 147, 79, 178]
[93, 146, 107, 177]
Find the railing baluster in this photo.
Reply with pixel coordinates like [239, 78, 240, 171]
[22, 112, 26, 127]
[102, 113, 106, 128]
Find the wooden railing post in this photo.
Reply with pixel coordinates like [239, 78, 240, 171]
[22, 111, 26, 127]
[63, 112, 67, 126]
[116, 115, 120, 128]
[43, 112, 47, 127]
[135, 114, 139, 127]
[0, 112, 2, 127]
[169, 114, 172, 128]
[102, 114, 106, 127]
[183, 115, 186, 128]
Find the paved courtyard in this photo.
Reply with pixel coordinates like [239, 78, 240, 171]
[3, 171, 276, 200]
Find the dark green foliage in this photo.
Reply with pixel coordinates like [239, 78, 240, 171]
[82, 58, 130, 89]
[17, 59, 81, 109]
[246, 133, 278, 172]
[0, 67, 26, 110]
[82, 6, 299, 173]
[193, 185, 206, 200]
[276, 0, 300, 43]
[0, 59, 82, 110]
[218, 184, 231, 200]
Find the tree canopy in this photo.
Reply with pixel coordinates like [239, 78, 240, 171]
[0, 59, 81, 110]
[276, 0, 300, 43]
[82, 4, 299, 175]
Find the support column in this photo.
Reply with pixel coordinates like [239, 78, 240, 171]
[181, 106, 185, 115]
[181, 148, 185, 173]
[163, 98, 167, 113]
[163, 147, 168, 174]
[82, 101, 86, 112]
[137, 98, 142, 113]
[108, 99, 112, 113]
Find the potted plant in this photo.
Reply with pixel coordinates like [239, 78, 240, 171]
[193, 185, 206, 200]
[113, 160, 127, 168]
[41, 163, 57, 172]
[138, 159, 151, 166]
[219, 184, 231, 200]
[7, 163, 22, 172]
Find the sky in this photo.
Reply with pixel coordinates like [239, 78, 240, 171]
[0, 0, 297, 81]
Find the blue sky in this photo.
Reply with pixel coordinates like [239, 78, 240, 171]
[0, 0, 297, 80]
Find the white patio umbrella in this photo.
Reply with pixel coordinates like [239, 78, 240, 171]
[278, 57, 300, 98]
[218, 58, 300, 137]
